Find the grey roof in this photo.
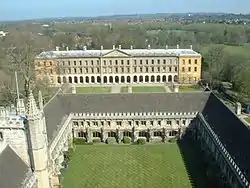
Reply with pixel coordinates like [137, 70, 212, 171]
[44, 92, 210, 142]
[0, 145, 30, 188]
[202, 94, 250, 181]
[36, 48, 201, 59]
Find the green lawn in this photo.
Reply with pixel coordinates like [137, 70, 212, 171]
[62, 144, 192, 188]
[132, 86, 165, 93]
[76, 87, 111, 94]
[244, 118, 250, 123]
[121, 86, 128, 93]
[179, 86, 200, 92]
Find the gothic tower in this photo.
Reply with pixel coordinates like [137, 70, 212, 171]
[27, 91, 50, 188]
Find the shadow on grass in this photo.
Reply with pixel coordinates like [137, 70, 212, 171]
[177, 135, 211, 188]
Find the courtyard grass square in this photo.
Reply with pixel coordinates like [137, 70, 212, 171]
[245, 117, 250, 123]
[62, 144, 192, 188]
[121, 86, 129, 93]
[76, 87, 111, 94]
[132, 86, 165, 93]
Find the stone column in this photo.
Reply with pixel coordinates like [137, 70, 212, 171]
[103, 130, 108, 142]
[119, 130, 124, 143]
[87, 129, 92, 142]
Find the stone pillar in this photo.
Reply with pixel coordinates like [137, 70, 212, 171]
[71, 86, 76, 94]
[103, 131, 108, 142]
[148, 129, 154, 142]
[173, 84, 179, 93]
[87, 129, 92, 142]
[128, 86, 132, 93]
[119, 130, 124, 143]
[235, 102, 241, 115]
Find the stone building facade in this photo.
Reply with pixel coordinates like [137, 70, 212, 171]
[35, 45, 202, 86]
[0, 89, 250, 188]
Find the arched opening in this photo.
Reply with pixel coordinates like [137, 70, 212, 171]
[63, 76, 67, 83]
[74, 76, 78, 83]
[145, 75, 149, 83]
[108, 131, 117, 138]
[174, 75, 178, 82]
[115, 76, 119, 83]
[109, 76, 113, 83]
[86, 76, 89, 83]
[80, 76, 84, 83]
[139, 75, 143, 83]
[57, 77, 62, 84]
[162, 75, 166, 82]
[151, 75, 155, 82]
[157, 75, 161, 83]
[133, 75, 137, 83]
[121, 76, 125, 83]
[97, 76, 101, 83]
[168, 75, 172, 82]
[123, 131, 132, 138]
[139, 131, 149, 142]
[104, 76, 107, 83]
[69, 76, 72, 83]
[91, 76, 95, 83]
[127, 76, 131, 83]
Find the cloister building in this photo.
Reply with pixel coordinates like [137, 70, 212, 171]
[0, 88, 250, 188]
[35, 45, 202, 86]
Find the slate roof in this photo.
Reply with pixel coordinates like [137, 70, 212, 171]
[44, 92, 210, 142]
[202, 94, 250, 181]
[36, 48, 201, 59]
[0, 145, 30, 188]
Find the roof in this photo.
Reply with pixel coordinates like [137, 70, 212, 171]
[202, 94, 250, 181]
[0, 145, 30, 188]
[44, 92, 210, 142]
[36, 48, 201, 59]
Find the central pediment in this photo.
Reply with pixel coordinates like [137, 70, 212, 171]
[102, 49, 130, 57]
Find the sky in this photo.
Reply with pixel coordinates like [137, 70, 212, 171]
[0, 0, 249, 21]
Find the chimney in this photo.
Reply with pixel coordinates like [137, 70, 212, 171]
[165, 45, 168, 49]
[190, 45, 193, 50]
[130, 45, 133, 50]
[56, 46, 60, 51]
[71, 86, 76, 94]
[83, 46, 87, 51]
[235, 102, 242, 115]
[118, 45, 122, 50]
[66, 46, 69, 51]
[101, 45, 104, 50]
[177, 44, 179, 49]
[147, 44, 151, 50]
[112, 45, 116, 50]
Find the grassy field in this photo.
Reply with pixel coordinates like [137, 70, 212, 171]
[245, 117, 250, 124]
[121, 86, 129, 93]
[62, 144, 193, 188]
[132, 86, 165, 93]
[179, 86, 200, 92]
[76, 87, 111, 94]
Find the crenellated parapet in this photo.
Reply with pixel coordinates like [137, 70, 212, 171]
[71, 111, 198, 120]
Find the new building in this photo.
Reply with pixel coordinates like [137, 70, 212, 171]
[35, 45, 202, 86]
[0, 88, 250, 188]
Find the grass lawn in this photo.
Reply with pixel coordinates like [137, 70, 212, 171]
[121, 86, 128, 93]
[132, 86, 165, 93]
[76, 87, 111, 94]
[62, 144, 193, 188]
[244, 117, 250, 124]
[179, 86, 200, 92]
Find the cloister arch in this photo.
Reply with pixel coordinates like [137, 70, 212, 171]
[127, 76, 131, 83]
[63, 76, 67, 83]
[74, 76, 78, 83]
[115, 76, 119, 83]
[139, 75, 143, 83]
[80, 76, 84, 83]
[91, 76, 95, 83]
[109, 76, 113, 83]
[133, 75, 137, 83]
[145, 75, 149, 83]
[121, 76, 125, 83]
[69, 76, 72, 83]
[162, 75, 166, 82]
[57, 77, 61, 84]
[104, 76, 108, 83]
[174, 75, 178, 82]
[97, 76, 101, 83]
[151, 75, 155, 82]
[157, 75, 161, 83]
[85, 76, 89, 83]
[168, 75, 172, 82]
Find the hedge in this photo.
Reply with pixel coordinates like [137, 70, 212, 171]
[136, 138, 146, 145]
[106, 137, 117, 144]
[92, 138, 101, 143]
[123, 136, 131, 144]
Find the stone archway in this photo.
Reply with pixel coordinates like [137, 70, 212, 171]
[145, 75, 149, 83]
[69, 76, 72, 83]
[157, 75, 161, 83]
[97, 76, 101, 83]
[80, 76, 84, 83]
[86, 76, 89, 83]
[127, 76, 131, 83]
[168, 75, 172, 82]
[104, 76, 108, 83]
[115, 76, 119, 83]
[121, 76, 125, 83]
[74, 76, 78, 84]
[63, 76, 67, 83]
[151, 75, 155, 82]
[91, 76, 95, 83]
[139, 75, 143, 83]
[57, 77, 62, 84]
[109, 76, 113, 83]
[174, 75, 178, 82]
[133, 75, 137, 83]
[162, 75, 166, 82]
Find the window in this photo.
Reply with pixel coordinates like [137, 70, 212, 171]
[127, 67, 130, 72]
[175, 67, 178, 72]
[150, 121, 154, 125]
[127, 60, 130, 65]
[128, 121, 132, 126]
[121, 67, 124, 73]
[157, 67, 160, 72]
[109, 60, 112, 65]
[74, 68, 77, 73]
[182, 59, 185, 64]
[93, 121, 98, 126]
[68, 61, 70, 66]
[107, 121, 111, 126]
[91, 60, 94, 65]
[140, 67, 143, 72]
[103, 60, 106, 65]
[134, 59, 137, 65]
[140, 59, 143, 65]
[0, 132, 3, 141]
[167, 120, 171, 125]
[74, 61, 76, 66]
[182, 67, 185, 72]
[117, 121, 122, 126]
[157, 59, 160, 64]
[163, 59, 166, 64]
[194, 67, 197, 72]
[141, 121, 146, 125]
[188, 67, 191, 72]
[176, 120, 180, 125]
[169, 67, 172, 72]
[146, 67, 149, 73]
[79, 60, 82, 66]
[151, 59, 154, 64]
[154, 132, 162, 137]
[152, 67, 154, 72]
[146, 60, 148, 64]
[182, 120, 186, 125]
[189, 59, 191, 64]
[115, 67, 118, 73]
[169, 59, 172, 64]
[85, 61, 88, 66]
[135, 121, 139, 126]
[158, 121, 161, 125]
[86, 121, 90, 126]
[195, 59, 198, 64]
[115, 60, 118, 65]
[50, 61, 52, 66]
[121, 60, 124, 65]
[134, 67, 136, 72]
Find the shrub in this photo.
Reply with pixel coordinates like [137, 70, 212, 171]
[136, 138, 146, 145]
[151, 137, 163, 144]
[73, 138, 86, 145]
[123, 136, 131, 144]
[168, 137, 177, 143]
[106, 137, 117, 144]
[92, 138, 101, 143]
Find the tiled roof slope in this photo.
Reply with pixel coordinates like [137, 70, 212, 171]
[0, 145, 30, 188]
[201, 94, 250, 181]
[44, 92, 210, 142]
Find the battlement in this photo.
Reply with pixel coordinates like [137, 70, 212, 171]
[0, 106, 25, 129]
